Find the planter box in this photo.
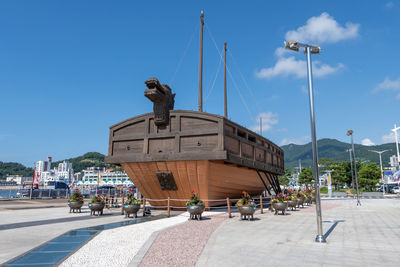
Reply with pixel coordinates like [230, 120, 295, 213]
[68, 201, 83, 213]
[297, 198, 305, 208]
[187, 205, 205, 220]
[238, 206, 256, 220]
[88, 202, 105, 216]
[272, 202, 288, 215]
[287, 200, 297, 210]
[124, 204, 140, 218]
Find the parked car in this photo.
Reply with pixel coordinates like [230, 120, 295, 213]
[391, 186, 400, 194]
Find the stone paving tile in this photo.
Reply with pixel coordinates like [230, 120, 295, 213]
[196, 199, 400, 267]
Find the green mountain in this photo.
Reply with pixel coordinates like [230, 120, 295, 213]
[0, 162, 34, 178]
[282, 138, 396, 170]
[51, 152, 106, 173]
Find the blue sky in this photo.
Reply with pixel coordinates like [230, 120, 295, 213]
[1, 0, 400, 166]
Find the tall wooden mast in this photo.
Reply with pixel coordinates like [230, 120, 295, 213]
[224, 42, 227, 118]
[198, 11, 204, 112]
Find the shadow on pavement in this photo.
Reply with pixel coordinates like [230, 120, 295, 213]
[323, 220, 345, 240]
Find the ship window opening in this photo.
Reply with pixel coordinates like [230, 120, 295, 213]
[197, 141, 201, 146]
[158, 150, 162, 153]
[237, 130, 246, 138]
[248, 135, 256, 143]
[126, 146, 131, 151]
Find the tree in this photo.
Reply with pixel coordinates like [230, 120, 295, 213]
[279, 168, 291, 186]
[298, 168, 313, 185]
[330, 162, 347, 190]
[358, 163, 380, 191]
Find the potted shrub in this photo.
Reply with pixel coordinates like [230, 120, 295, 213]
[186, 190, 205, 220]
[296, 191, 306, 208]
[88, 194, 105, 216]
[286, 190, 298, 211]
[270, 193, 289, 215]
[68, 188, 84, 213]
[304, 190, 312, 205]
[124, 188, 141, 218]
[236, 191, 256, 220]
[311, 189, 316, 204]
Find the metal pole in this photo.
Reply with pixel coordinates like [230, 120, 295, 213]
[348, 149, 355, 198]
[379, 153, 384, 195]
[393, 124, 400, 167]
[224, 42, 227, 118]
[198, 11, 204, 112]
[260, 117, 262, 136]
[305, 46, 325, 243]
[350, 134, 361, 205]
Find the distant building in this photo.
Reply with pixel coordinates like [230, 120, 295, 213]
[79, 167, 132, 186]
[35, 156, 52, 181]
[6, 175, 32, 185]
[389, 155, 399, 169]
[36, 157, 74, 185]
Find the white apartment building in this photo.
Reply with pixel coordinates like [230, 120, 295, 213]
[79, 167, 132, 186]
[37, 158, 74, 186]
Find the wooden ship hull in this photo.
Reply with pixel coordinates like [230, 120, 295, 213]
[106, 110, 284, 207]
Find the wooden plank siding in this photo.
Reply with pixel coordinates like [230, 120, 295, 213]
[106, 110, 284, 175]
[106, 110, 284, 207]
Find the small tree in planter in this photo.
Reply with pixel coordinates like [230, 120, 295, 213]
[270, 193, 289, 215]
[68, 188, 84, 213]
[286, 190, 298, 211]
[304, 189, 313, 205]
[186, 190, 205, 220]
[89, 194, 105, 216]
[296, 191, 306, 208]
[124, 188, 141, 218]
[236, 191, 256, 220]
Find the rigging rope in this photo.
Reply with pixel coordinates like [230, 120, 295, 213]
[169, 24, 198, 85]
[205, 53, 223, 102]
[204, 23, 254, 120]
[228, 49, 262, 114]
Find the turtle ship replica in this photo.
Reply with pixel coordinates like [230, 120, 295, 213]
[105, 13, 284, 207]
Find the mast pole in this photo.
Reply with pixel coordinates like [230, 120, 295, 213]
[198, 11, 204, 112]
[224, 42, 227, 118]
[260, 117, 262, 135]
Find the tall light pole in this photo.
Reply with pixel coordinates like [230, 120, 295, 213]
[346, 130, 361, 206]
[369, 150, 390, 195]
[346, 149, 355, 198]
[284, 40, 325, 243]
[392, 124, 400, 167]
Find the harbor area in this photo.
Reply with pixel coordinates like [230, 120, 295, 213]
[1, 198, 400, 266]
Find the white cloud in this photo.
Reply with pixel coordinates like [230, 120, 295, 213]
[285, 12, 360, 44]
[375, 77, 400, 91]
[385, 2, 394, 8]
[250, 112, 279, 134]
[280, 136, 310, 146]
[256, 55, 344, 79]
[361, 138, 375, 146]
[374, 77, 400, 100]
[382, 132, 396, 143]
[256, 13, 355, 80]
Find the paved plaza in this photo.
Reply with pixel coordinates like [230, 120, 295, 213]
[1, 198, 399, 266]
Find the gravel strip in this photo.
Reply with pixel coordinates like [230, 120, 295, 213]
[140, 213, 227, 267]
[60, 214, 190, 267]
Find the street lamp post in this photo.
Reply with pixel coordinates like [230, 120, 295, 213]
[346, 130, 361, 206]
[369, 150, 390, 196]
[346, 149, 355, 198]
[392, 124, 400, 168]
[284, 40, 325, 243]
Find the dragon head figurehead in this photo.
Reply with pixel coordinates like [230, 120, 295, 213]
[144, 78, 175, 126]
